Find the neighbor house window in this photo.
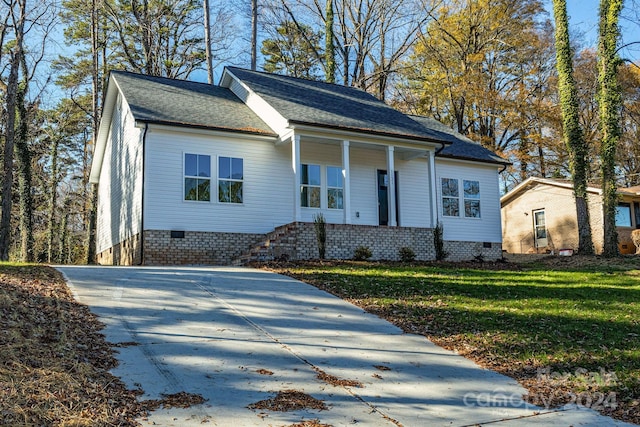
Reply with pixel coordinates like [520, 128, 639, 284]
[184, 153, 211, 201]
[301, 164, 321, 207]
[463, 180, 481, 218]
[218, 156, 243, 203]
[327, 166, 344, 209]
[441, 178, 459, 217]
[615, 203, 632, 227]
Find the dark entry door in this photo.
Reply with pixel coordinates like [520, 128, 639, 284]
[377, 170, 399, 226]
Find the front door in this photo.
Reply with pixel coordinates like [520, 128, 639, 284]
[378, 170, 399, 226]
[533, 209, 547, 249]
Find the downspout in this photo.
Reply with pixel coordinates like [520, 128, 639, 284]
[138, 123, 148, 265]
[430, 141, 446, 229]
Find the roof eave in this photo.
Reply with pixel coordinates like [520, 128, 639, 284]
[436, 153, 510, 167]
[134, 119, 278, 139]
[89, 73, 120, 184]
[287, 120, 452, 147]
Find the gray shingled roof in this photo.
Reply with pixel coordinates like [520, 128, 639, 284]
[226, 67, 462, 145]
[111, 71, 276, 136]
[409, 115, 509, 165]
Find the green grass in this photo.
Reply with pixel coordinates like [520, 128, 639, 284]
[271, 261, 640, 422]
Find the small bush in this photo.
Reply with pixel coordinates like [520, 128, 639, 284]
[399, 247, 416, 263]
[353, 246, 372, 261]
[433, 221, 449, 261]
[313, 213, 327, 259]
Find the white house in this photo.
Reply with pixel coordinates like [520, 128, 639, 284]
[90, 68, 508, 265]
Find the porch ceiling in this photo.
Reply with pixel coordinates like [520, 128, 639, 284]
[296, 134, 431, 160]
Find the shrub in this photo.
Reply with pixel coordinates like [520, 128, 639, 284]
[399, 247, 416, 263]
[313, 213, 327, 259]
[353, 245, 372, 261]
[433, 221, 449, 261]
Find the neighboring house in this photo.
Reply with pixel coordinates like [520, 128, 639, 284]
[90, 68, 509, 265]
[501, 177, 640, 254]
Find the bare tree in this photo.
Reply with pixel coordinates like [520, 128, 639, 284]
[0, 0, 25, 261]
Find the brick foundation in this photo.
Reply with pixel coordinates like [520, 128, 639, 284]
[143, 230, 264, 265]
[286, 223, 436, 261]
[97, 224, 503, 265]
[96, 233, 142, 266]
[444, 240, 503, 261]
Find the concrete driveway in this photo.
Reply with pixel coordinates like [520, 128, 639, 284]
[57, 266, 634, 427]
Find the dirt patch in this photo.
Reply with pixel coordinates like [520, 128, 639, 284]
[505, 253, 640, 270]
[144, 392, 207, 410]
[313, 367, 362, 388]
[287, 420, 333, 427]
[248, 390, 327, 412]
[0, 265, 143, 426]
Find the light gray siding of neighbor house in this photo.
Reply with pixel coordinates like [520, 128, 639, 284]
[435, 159, 503, 243]
[144, 127, 292, 234]
[96, 94, 143, 255]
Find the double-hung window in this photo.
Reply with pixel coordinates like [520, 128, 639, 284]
[218, 156, 243, 203]
[441, 178, 481, 218]
[463, 180, 481, 218]
[184, 153, 211, 201]
[301, 164, 321, 208]
[441, 178, 459, 217]
[327, 166, 344, 209]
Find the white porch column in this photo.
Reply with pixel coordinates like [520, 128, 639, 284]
[387, 145, 397, 226]
[342, 140, 351, 224]
[292, 134, 302, 222]
[428, 149, 438, 227]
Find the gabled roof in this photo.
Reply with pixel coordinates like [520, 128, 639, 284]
[109, 71, 276, 136]
[500, 177, 603, 206]
[408, 115, 509, 166]
[223, 67, 463, 145]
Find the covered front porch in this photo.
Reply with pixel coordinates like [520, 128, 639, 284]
[281, 130, 443, 229]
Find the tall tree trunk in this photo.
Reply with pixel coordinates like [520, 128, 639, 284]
[15, 83, 33, 262]
[552, 0, 594, 254]
[203, 0, 214, 84]
[59, 197, 71, 263]
[325, 0, 335, 83]
[86, 185, 98, 264]
[251, 0, 257, 70]
[0, 51, 19, 261]
[86, 0, 101, 264]
[47, 139, 60, 263]
[598, 0, 623, 257]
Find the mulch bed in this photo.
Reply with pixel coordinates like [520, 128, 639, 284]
[0, 265, 204, 426]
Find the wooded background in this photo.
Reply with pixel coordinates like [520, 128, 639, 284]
[0, 0, 637, 263]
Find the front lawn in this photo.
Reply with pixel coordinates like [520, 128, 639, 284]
[265, 258, 640, 425]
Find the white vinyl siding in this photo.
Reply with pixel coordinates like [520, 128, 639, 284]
[144, 128, 292, 234]
[395, 156, 431, 227]
[436, 159, 502, 242]
[96, 94, 143, 253]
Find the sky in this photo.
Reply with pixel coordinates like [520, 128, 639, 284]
[547, 0, 640, 62]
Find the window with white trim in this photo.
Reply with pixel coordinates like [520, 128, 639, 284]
[441, 178, 459, 217]
[326, 166, 344, 209]
[463, 180, 481, 218]
[218, 156, 243, 203]
[301, 164, 321, 207]
[184, 153, 211, 201]
[441, 178, 481, 218]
